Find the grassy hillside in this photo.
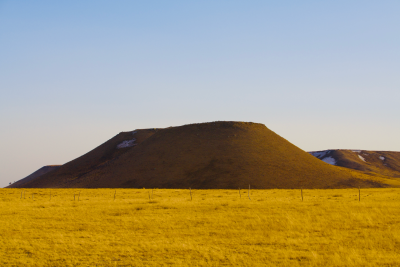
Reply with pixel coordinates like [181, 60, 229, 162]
[1, 188, 400, 266]
[310, 150, 400, 178]
[17, 122, 399, 189]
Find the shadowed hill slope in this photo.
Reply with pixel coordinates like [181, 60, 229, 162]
[310, 150, 400, 178]
[16, 122, 400, 189]
[6, 165, 61, 188]
[16, 128, 159, 188]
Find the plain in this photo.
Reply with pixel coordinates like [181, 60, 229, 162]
[1, 188, 400, 266]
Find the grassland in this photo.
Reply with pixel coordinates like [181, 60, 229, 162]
[1, 188, 400, 266]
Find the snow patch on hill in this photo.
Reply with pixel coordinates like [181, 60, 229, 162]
[117, 139, 136, 148]
[358, 155, 366, 162]
[379, 156, 385, 161]
[309, 150, 336, 165]
[322, 156, 336, 165]
[117, 130, 138, 149]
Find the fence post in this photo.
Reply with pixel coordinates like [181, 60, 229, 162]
[248, 184, 251, 200]
[301, 188, 303, 202]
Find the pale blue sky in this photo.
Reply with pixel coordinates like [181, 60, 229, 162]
[1, 1, 399, 187]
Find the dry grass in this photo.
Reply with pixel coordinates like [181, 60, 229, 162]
[1, 188, 400, 266]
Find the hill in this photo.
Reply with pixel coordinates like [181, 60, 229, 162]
[12, 121, 400, 189]
[309, 150, 400, 178]
[7, 165, 61, 188]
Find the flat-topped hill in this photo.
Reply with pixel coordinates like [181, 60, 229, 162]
[12, 121, 399, 189]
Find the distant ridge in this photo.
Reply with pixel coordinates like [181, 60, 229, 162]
[10, 121, 400, 189]
[309, 150, 400, 178]
[7, 165, 61, 188]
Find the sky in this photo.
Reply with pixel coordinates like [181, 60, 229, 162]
[1, 1, 399, 187]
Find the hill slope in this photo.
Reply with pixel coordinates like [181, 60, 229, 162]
[15, 122, 399, 189]
[309, 150, 400, 178]
[7, 165, 61, 188]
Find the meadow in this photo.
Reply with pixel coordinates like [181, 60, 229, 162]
[1, 188, 400, 266]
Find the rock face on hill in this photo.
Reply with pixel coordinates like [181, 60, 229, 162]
[11, 121, 395, 189]
[309, 150, 400, 178]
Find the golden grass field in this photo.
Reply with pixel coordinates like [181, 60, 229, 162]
[1, 188, 400, 266]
